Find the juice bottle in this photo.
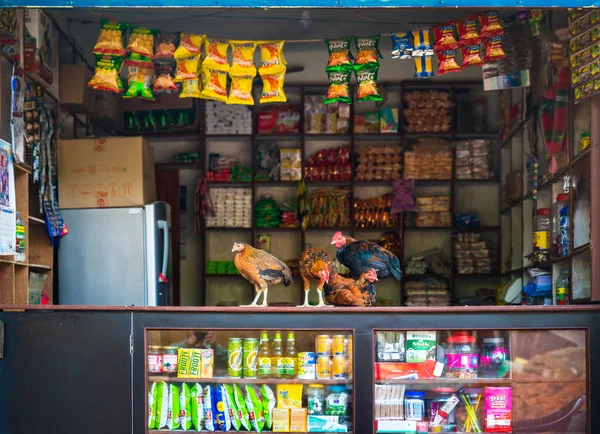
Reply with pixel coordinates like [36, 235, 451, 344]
[271, 331, 284, 378]
[258, 331, 272, 379]
[284, 331, 297, 379]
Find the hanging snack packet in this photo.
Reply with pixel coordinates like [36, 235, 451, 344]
[458, 15, 481, 45]
[93, 18, 129, 56]
[167, 383, 181, 430]
[125, 64, 155, 100]
[484, 34, 507, 62]
[354, 35, 382, 67]
[258, 41, 287, 75]
[200, 67, 228, 102]
[230, 40, 257, 75]
[228, 74, 255, 105]
[191, 383, 205, 432]
[480, 11, 504, 38]
[155, 32, 178, 60]
[155, 382, 169, 429]
[414, 54, 434, 77]
[175, 55, 200, 82]
[234, 384, 251, 431]
[180, 383, 192, 431]
[224, 384, 242, 431]
[88, 53, 124, 93]
[355, 64, 382, 102]
[127, 26, 157, 57]
[260, 72, 287, 104]
[324, 69, 352, 104]
[203, 38, 230, 71]
[204, 385, 216, 432]
[529, 9, 544, 37]
[411, 28, 434, 56]
[260, 385, 276, 430]
[175, 33, 203, 58]
[245, 385, 265, 433]
[462, 43, 483, 67]
[153, 64, 178, 94]
[390, 32, 413, 59]
[148, 382, 158, 430]
[215, 385, 232, 432]
[180, 79, 202, 99]
[325, 38, 353, 70]
[437, 48, 461, 75]
[434, 23, 458, 48]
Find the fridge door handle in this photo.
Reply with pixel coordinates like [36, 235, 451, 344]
[157, 220, 169, 283]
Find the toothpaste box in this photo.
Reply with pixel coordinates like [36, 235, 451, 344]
[307, 415, 349, 432]
[485, 387, 512, 433]
[405, 331, 437, 363]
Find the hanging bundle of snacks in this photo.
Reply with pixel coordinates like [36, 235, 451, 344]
[411, 28, 434, 78]
[434, 22, 461, 75]
[325, 38, 354, 70]
[457, 16, 483, 68]
[88, 19, 129, 93]
[258, 41, 287, 104]
[174, 33, 203, 98]
[354, 36, 382, 101]
[390, 32, 413, 59]
[92, 19, 129, 56]
[124, 27, 157, 100]
[200, 38, 230, 102]
[324, 37, 353, 105]
[153, 32, 179, 94]
[228, 41, 257, 105]
[480, 11, 506, 62]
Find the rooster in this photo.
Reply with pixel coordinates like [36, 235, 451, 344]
[331, 231, 402, 281]
[232, 242, 293, 307]
[299, 248, 333, 307]
[325, 268, 378, 307]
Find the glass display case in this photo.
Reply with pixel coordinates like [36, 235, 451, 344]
[146, 329, 354, 433]
[373, 329, 587, 433]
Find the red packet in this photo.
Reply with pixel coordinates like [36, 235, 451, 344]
[437, 48, 461, 74]
[484, 34, 506, 62]
[462, 43, 483, 67]
[458, 15, 482, 45]
[434, 22, 458, 48]
[480, 11, 504, 38]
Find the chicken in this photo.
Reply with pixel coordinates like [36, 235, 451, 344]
[331, 231, 402, 281]
[232, 242, 293, 307]
[325, 268, 378, 307]
[299, 248, 334, 307]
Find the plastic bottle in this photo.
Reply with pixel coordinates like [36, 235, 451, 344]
[257, 331, 271, 379]
[271, 331, 284, 379]
[283, 331, 297, 379]
[552, 193, 569, 257]
[15, 212, 25, 262]
[533, 208, 551, 262]
[472, 99, 487, 133]
[555, 271, 570, 306]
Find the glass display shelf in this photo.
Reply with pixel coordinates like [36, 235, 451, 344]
[146, 329, 354, 434]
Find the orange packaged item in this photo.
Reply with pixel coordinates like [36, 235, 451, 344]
[174, 55, 200, 82]
[434, 22, 458, 48]
[88, 53, 124, 93]
[354, 35, 381, 66]
[484, 34, 506, 62]
[200, 67, 228, 103]
[180, 79, 202, 99]
[174, 33, 203, 58]
[203, 38, 230, 71]
[228, 74, 255, 105]
[437, 48, 461, 75]
[126, 26, 157, 57]
[480, 11, 504, 38]
[230, 40, 257, 75]
[462, 43, 483, 67]
[374, 360, 444, 380]
[259, 72, 287, 104]
[458, 15, 481, 45]
[154, 33, 177, 60]
[259, 41, 287, 75]
[93, 19, 129, 56]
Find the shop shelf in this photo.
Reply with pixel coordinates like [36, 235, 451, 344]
[207, 181, 252, 186]
[405, 226, 452, 231]
[454, 178, 500, 185]
[148, 375, 352, 385]
[205, 273, 243, 278]
[354, 133, 401, 139]
[454, 132, 499, 139]
[255, 227, 302, 232]
[375, 378, 510, 385]
[353, 226, 400, 232]
[413, 179, 452, 186]
[156, 162, 202, 170]
[569, 145, 591, 166]
[452, 226, 500, 233]
[404, 133, 452, 139]
[205, 134, 252, 139]
[304, 134, 351, 139]
[28, 263, 52, 270]
[572, 243, 591, 257]
[256, 134, 302, 139]
[500, 116, 530, 149]
[28, 216, 45, 225]
[14, 161, 33, 174]
[255, 180, 299, 187]
[353, 180, 394, 187]
[305, 181, 352, 187]
[205, 227, 253, 231]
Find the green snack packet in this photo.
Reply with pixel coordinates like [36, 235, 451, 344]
[93, 18, 130, 56]
[354, 35, 382, 67]
[167, 383, 181, 430]
[180, 383, 192, 431]
[155, 381, 169, 429]
[124, 63, 155, 100]
[325, 38, 353, 71]
[88, 53, 124, 93]
[324, 69, 352, 105]
[260, 385, 275, 430]
[244, 385, 265, 433]
[148, 382, 158, 429]
[355, 64, 382, 102]
[191, 383, 205, 432]
[234, 384, 251, 431]
[224, 384, 242, 431]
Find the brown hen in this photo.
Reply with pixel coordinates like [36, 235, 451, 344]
[324, 268, 378, 307]
[299, 248, 333, 307]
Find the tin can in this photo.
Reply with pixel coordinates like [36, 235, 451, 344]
[347, 356, 353, 379]
[332, 335, 347, 356]
[228, 338, 243, 378]
[189, 349, 202, 378]
[316, 356, 332, 379]
[148, 346, 163, 373]
[332, 355, 347, 379]
[297, 352, 316, 379]
[243, 338, 259, 378]
[316, 335, 332, 357]
[177, 348, 191, 378]
[201, 349, 214, 378]
[162, 346, 178, 373]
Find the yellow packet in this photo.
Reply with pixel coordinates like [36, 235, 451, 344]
[200, 67, 228, 103]
[177, 348, 191, 378]
[260, 71, 287, 104]
[174, 33, 203, 59]
[258, 41, 287, 75]
[276, 384, 303, 409]
[174, 55, 200, 82]
[228, 74, 255, 105]
[203, 38, 230, 71]
[180, 79, 202, 98]
[230, 40, 257, 75]
[188, 349, 202, 378]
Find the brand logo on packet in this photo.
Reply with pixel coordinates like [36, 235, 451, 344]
[357, 39, 376, 48]
[357, 71, 376, 81]
[330, 73, 348, 82]
[329, 40, 347, 50]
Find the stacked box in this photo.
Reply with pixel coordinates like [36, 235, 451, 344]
[205, 188, 252, 228]
[404, 279, 450, 306]
[415, 196, 451, 227]
[205, 101, 252, 135]
[455, 139, 491, 180]
[404, 141, 452, 180]
[304, 96, 350, 134]
[454, 232, 492, 274]
[355, 145, 402, 181]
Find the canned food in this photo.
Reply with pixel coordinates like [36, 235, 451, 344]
[347, 356, 353, 379]
[316, 356, 332, 379]
[148, 346, 163, 373]
[162, 346, 178, 373]
[332, 355, 347, 379]
[228, 338, 243, 378]
[316, 335, 332, 357]
[243, 338, 259, 378]
[298, 352, 316, 379]
[332, 335, 347, 356]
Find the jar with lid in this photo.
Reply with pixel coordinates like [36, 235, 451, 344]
[479, 338, 508, 378]
[162, 346, 178, 373]
[444, 331, 479, 378]
[533, 208, 551, 262]
[404, 391, 426, 421]
[307, 384, 325, 415]
[148, 346, 163, 373]
[552, 193, 569, 257]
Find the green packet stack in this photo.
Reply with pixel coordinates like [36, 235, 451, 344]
[255, 199, 281, 228]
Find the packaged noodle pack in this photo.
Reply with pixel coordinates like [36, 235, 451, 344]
[215, 385, 232, 431]
[191, 383, 205, 432]
[245, 385, 265, 432]
[180, 383, 192, 431]
[88, 53, 124, 93]
[167, 383, 181, 430]
[224, 384, 242, 431]
[259, 41, 287, 75]
[155, 382, 169, 430]
[148, 382, 158, 429]
[230, 40, 257, 75]
[93, 19, 129, 56]
[234, 384, 251, 431]
[127, 26, 157, 57]
[260, 385, 276, 430]
[228, 74, 255, 105]
[260, 72, 286, 104]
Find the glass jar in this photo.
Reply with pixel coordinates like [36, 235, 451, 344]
[404, 391, 426, 421]
[479, 338, 508, 378]
[533, 208, 551, 262]
[148, 346, 163, 373]
[444, 331, 479, 378]
[307, 384, 325, 415]
[162, 346, 178, 373]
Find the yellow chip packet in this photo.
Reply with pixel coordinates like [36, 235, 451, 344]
[230, 40, 257, 75]
[180, 79, 202, 99]
[203, 38, 230, 71]
[260, 71, 287, 104]
[228, 74, 255, 105]
[200, 67, 228, 103]
[258, 41, 287, 75]
[174, 33, 203, 59]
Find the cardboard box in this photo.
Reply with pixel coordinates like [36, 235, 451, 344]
[290, 408, 307, 432]
[405, 331, 437, 362]
[273, 408, 290, 432]
[58, 137, 156, 209]
[60, 64, 94, 114]
[307, 415, 349, 432]
[24, 9, 57, 86]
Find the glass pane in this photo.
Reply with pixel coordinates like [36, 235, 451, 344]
[147, 329, 354, 433]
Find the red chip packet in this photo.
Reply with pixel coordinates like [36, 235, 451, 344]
[434, 22, 459, 48]
[437, 48, 461, 74]
[462, 44, 483, 67]
[484, 34, 506, 62]
[480, 11, 504, 38]
[458, 15, 482, 45]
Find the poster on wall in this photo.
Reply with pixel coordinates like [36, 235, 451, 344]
[0, 139, 16, 256]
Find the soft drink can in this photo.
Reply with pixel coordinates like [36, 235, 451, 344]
[332, 335, 347, 356]
[177, 348, 191, 378]
[189, 349, 202, 378]
[316, 335, 332, 357]
[228, 338, 243, 378]
[297, 352, 316, 379]
[316, 356, 332, 379]
[243, 338, 259, 378]
[201, 349, 214, 378]
[332, 355, 347, 379]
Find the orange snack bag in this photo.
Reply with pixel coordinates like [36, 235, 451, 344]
[174, 33, 203, 59]
[228, 74, 255, 105]
[200, 67, 228, 103]
[230, 40, 257, 75]
[259, 71, 286, 104]
[203, 38, 230, 71]
[258, 41, 287, 75]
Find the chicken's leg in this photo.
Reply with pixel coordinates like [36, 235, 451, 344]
[260, 281, 269, 307]
[297, 275, 311, 307]
[315, 281, 327, 307]
[241, 284, 263, 307]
